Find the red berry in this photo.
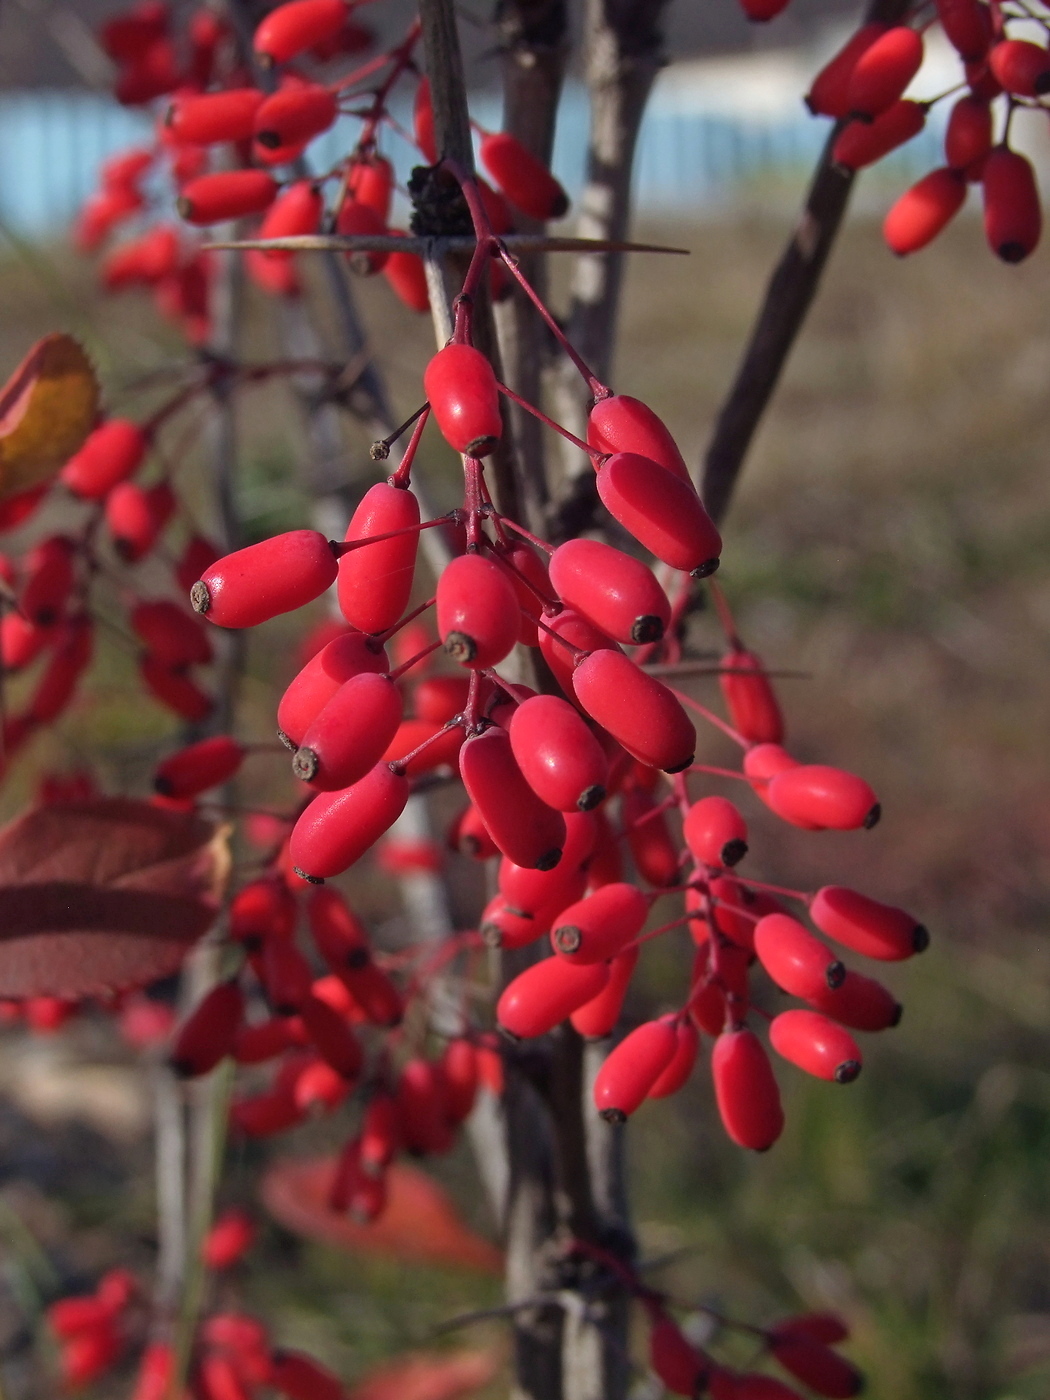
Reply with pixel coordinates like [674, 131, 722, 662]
[810, 885, 927, 960]
[572, 650, 695, 773]
[497, 955, 609, 1038]
[423, 343, 503, 458]
[397, 1057, 454, 1153]
[479, 131, 568, 220]
[593, 1017, 679, 1121]
[983, 146, 1041, 263]
[442, 1038, 480, 1125]
[769, 1009, 862, 1085]
[936, 0, 993, 61]
[458, 726, 566, 870]
[805, 24, 889, 117]
[1, 613, 47, 671]
[648, 1016, 701, 1098]
[832, 100, 926, 171]
[498, 812, 595, 913]
[596, 452, 721, 575]
[349, 156, 395, 221]
[508, 694, 608, 811]
[289, 761, 409, 880]
[846, 27, 924, 119]
[191, 529, 337, 628]
[570, 946, 639, 1038]
[293, 671, 403, 790]
[254, 0, 347, 64]
[178, 171, 278, 225]
[804, 968, 901, 1032]
[988, 38, 1050, 96]
[538, 606, 620, 700]
[588, 394, 691, 484]
[130, 600, 212, 669]
[414, 674, 471, 723]
[549, 538, 671, 645]
[258, 179, 324, 248]
[154, 735, 244, 798]
[414, 76, 437, 161]
[360, 1092, 401, 1173]
[203, 1208, 256, 1270]
[61, 418, 147, 499]
[480, 893, 549, 950]
[550, 882, 648, 964]
[337, 482, 420, 633]
[720, 649, 784, 744]
[711, 1026, 784, 1151]
[382, 717, 465, 775]
[884, 168, 967, 256]
[299, 993, 364, 1080]
[769, 1333, 862, 1398]
[269, 1350, 345, 1400]
[754, 913, 845, 999]
[166, 88, 264, 145]
[945, 96, 992, 175]
[138, 656, 212, 722]
[772, 1315, 850, 1347]
[278, 630, 388, 748]
[738, 0, 790, 18]
[766, 763, 879, 831]
[683, 795, 748, 868]
[255, 83, 337, 150]
[649, 1313, 711, 1395]
[384, 239, 430, 313]
[171, 980, 244, 1076]
[20, 535, 76, 625]
[437, 552, 520, 668]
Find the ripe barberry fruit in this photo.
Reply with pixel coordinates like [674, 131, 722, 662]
[437, 552, 520, 667]
[572, 650, 695, 772]
[191, 530, 338, 628]
[424, 344, 503, 457]
[711, 1026, 784, 1150]
[337, 482, 420, 632]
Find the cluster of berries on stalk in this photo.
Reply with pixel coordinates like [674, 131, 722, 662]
[740, 0, 1050, 263]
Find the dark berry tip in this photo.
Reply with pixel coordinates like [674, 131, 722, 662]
[826, 960, 847, 990]
[599, 1107, 627, 1125]
[721, 838, 748, 867]
[912, 923, 930, 953]
[691, 556, 720, 579]
[835, 1059, 862, 1084]
[863, 802, 881, 830]
[577, 784, 606, 811]
[536, 846, 563, 872]
[631, 614, 665, 644]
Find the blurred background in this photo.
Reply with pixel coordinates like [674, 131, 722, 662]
[0, 2, 1048, 1399]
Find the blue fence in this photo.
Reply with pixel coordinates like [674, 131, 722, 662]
[0, 84, 949, 238]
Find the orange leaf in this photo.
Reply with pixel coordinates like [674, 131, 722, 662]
[0, 798, 230, 997]
[0, 334, 99, 501]
[349, 1349, 500, 1400]
[261, 1157, 503, 1275]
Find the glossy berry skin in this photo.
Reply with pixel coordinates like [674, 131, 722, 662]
[989, 39, 1050, 97]
[384, 242, 430, 312]
[549, 538, 671, 644]
[348, 156, 395, 221]
[769, 1009, 862, 1085]
[289, 762, 409, 880]
[720, 649, 784, 744]
[192, 530, 337, 628]
[683, 795, 748, 867]
[499, 539, 550, 645]
[293, 671, 403, 790]
[593, 1017, 679, 1121]
[588, 394, 691, 483]
[596, 452, 722, 575]
[570, 946, 639, 1038]
[458, 726, 566, 870]
[754, 913, 845, 999]
[166, 89, 263, 144]
[383, 718, 464, 776]
[937, 0, 993, 60]
[177, 171, 278, 225]
[550, 882, 648, 964]
[154, 735, 244, 798]
[497, 956, 609, 1039]
[711, 1026, 784, 1151]
[170, 981, 244, 1076]
[810, 885, 928, 960]
[572, 650, 695, 773]
[498, 813, 595, 912]
[480, 893, 549, 949]
[766, 764, 880, 831]
[538, 607, 620, 700]
[424, 343, 503, 457]
[805, 969, 901, 1032]
[60, 418, 147, 499]
[258, 180, 324, 247]
[832, 100, 926, 171]
[254, 0, 347, 64]
[337, 482, 420, 633]
[648, 1017, 701, 1098]
[105, 481, 165, 562]
[437, 552, 520, 668]
[769, 1332, 863, 1398]
[278, 631, 388, 747]
[479, 132, 569, 220]
[982, 147, 1041, 263]
[845, 27, 924, 119]
[138, 657, 212, 723]
[945, 96, 992, 176]
[805, 23, 889, 117]
[884, 168, 967, 256]
[255, 83, 337, 149]
[202, 1208, 256, 1270]
[508, 694, 608, 811]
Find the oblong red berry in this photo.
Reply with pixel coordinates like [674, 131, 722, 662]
[497, 956, 609, 1039]
[436, 552, 520, 668]
[769, 1009, 862, 1085]
[20, 536, 75, 625]
[649, 1314, 711, 1396]
[588, 395, 691, 483]
[167, 88, 264, 145]
[937, 0, 993, 60]
[258, 179, 324, 249]
[570, 946, 639, 1038]
[593, 1017, 679, 1121]
[289, 762, 409, 879]
[768, 1334, 862, 1398]
[255, 83, 337, 149]
[154, 735, 244, 798]
[178, 170, 278, 225]
[498, 812, 595, 913]
[299, 993, 363, 1080]
[479, 131, 568, 220]
[945, 95, 992, 175]
[721, 649, 784, 744]
[538, 607, 620, 700]
[254, 0, 347, 64]
[884, 167, 967, 256]
[832, 100, 926, 171]
[508, 694, 608, 811]
[805, 23, 889, 117]
[337, 482, 420, 633]
[192, 530, 337, 629]
[549, 538, 671, 645]
[711, 1026, 784, 1151]
[572, 651, 695, 773]
[384, 240, 430, 312]
[846, 27, 924, 119]
[754, 913, 845, 999]
[983, 146, 1041, 263]
[989, 38, 1050, 97]
[105, 482, 163, 562]
[424, 343, 502, 457]
[810, 885, 927, 960]
[293, 671, 403, 790]
[1, 613, 47, 671]
[414, 76, 437, 162]
[804, 969, 901, 1032]
[278, 630, 388, 747]
[550, 882, 648, 964]
[766, 764, 879, 830]
[138, 657, 212, 723]
[648, 1017, 700, 1098]
[171, 980, 244, 1076]
[458, 726, 566, 870]
[414, 674, 470, 723]
[683, 795, 748, 868]
[269, 1350, 345, 1400]
[596, 452, 721, 575]
[61, 419, 147, 499]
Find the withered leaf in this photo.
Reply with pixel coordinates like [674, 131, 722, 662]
[0, 333, 99, 502]
[0, 798, 230, 997]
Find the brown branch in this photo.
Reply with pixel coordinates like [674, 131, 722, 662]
[700, 0, 915, 526]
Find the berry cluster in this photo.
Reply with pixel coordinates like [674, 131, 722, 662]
[741, 0, 1050, 263]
